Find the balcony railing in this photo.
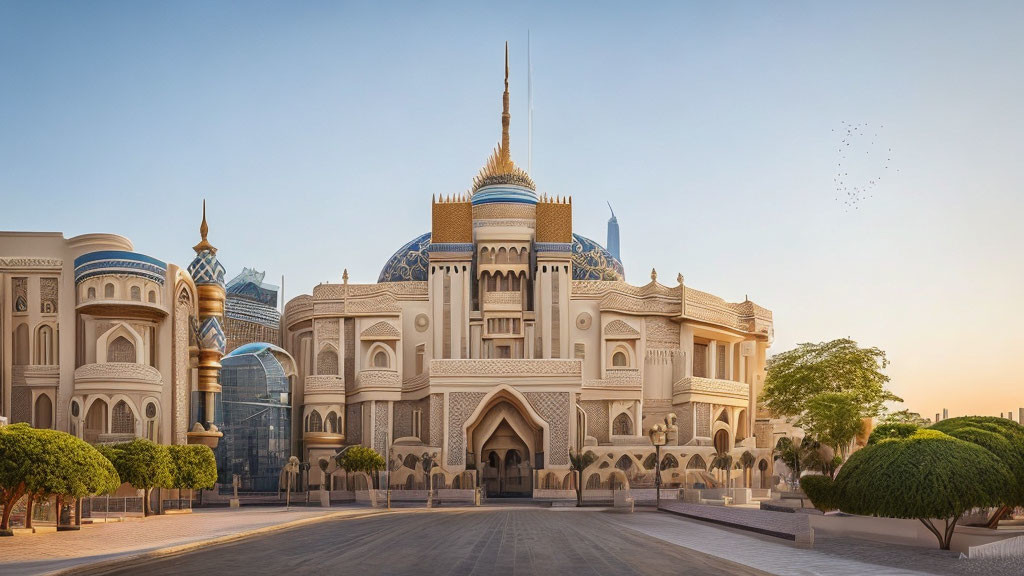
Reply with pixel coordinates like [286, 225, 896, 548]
[672, 376, 747, 399]
[74, 362, 162, 391]
[354, 369, 401, 391]
[305, 375, 345, 394]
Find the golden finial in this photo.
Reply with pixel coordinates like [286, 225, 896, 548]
[192, 199, 217, 254]
[471, 43, 535, 193]
[650, 268, 657, 282]
[343, 269, 349, 284]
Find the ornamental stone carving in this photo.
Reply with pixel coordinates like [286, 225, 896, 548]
[305, 375, 346, 393]
[0, 257, 63, 269]
[315, 318, 339, 340]
[360, 320, 401, 340]
[374, 401, 389, 455]
[430, 359, 581, 377]
[447, 392, 486, 466]
[645, 317, 679, 348]
[524, 392, 571, 466]
[673, 376, 747, 398]
[355, 369, 401, 390]
[74, 362, 162, 384]
[575, 312, 592, 330]
[603, 319, 640, 338]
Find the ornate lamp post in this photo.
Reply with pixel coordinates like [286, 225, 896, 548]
[422, 451, 438, 508]
[648, 413, 677, 509]
[283, 456, 300, 510]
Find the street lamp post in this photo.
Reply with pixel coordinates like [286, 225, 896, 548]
[648, 413, 677, 510]
[387, 447, 394, 510]
[422, 451, 438, 508]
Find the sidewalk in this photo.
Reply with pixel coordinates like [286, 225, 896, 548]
[0, 506, 381, 576]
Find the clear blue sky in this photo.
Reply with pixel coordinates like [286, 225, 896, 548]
[2, 1, 1022, 418]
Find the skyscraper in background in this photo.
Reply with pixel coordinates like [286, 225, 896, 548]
[606, 202, 620, 261]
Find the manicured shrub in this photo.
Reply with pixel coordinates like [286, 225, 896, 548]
[168, 444, 218, 492]
[101, 439, 172, 516]
[867, 422, 918, 445]
[800, 474, 837, 512]
[833, 429, 1012, 549]
[930, 416, 1024, 527]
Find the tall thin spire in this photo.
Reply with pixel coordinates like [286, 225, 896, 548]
[193, 199, 217, 254]
[501, 41, 510, 163]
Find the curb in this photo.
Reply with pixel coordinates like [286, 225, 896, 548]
[41, 508, 394, 576]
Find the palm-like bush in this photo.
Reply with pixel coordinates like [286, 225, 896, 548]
[709, 452, 734, 488]
[739, 451, 756, 487]
[568, 450, 597, 507]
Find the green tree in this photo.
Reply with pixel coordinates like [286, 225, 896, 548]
[101, 439, 172, 516]
[0, 425, 119, 531]
[760, 339, 901, 422]
[868, 422, 919, 445]
[772, 437, 801, 488]
[738, 451, 756, 488]
[168, 444, 217, 508]
[568, 450, 598, 507]
[799, 438, 841, 479]
[0, 424, 39, 531]
[336, 445, 385, 490]
[833, 429, 1012, 549]
[930, 416, 1024, 528]
[879, 409, 932, 427]
[798, 393, 865, 461]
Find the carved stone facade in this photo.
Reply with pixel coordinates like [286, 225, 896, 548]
[447, 392, 486, 466]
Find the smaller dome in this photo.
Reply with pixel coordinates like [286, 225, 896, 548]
[379, 232, 431, 282]
[571, 233, 625, 281]
[471, 184, 538, 206]
[226, 342, 289, 358]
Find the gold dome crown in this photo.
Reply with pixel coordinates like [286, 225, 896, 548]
[472, 42, 535, 193]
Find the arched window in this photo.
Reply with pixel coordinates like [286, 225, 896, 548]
[84, 399, 108, 443]
[326, 412, 338, 434]
[307, 410, 323, 433]
[686, 454, 707, 470]
[479, 247, 492, 264]
[108, 336, 136, 363]
[317, 348, 339, 375]
[713, 429, 730, 454]
[145, 402, 158, 441]
[130, 286, 141, 301]
[373, 350, 389, 368]
[486, 273, 496, 292]
[661, 454, 680, 470]
[612, 412, 633, 435]
[14, 323, 29, 365]
[111, 400, 136, 435]
[36, 325, 56, 365]
[147, 290, 157, 303]
[614, 454, 633, 471]
[104, 283, 115, 298]
[34, 394, 53, 429]
[612, 351, 628, 367]
[497, 247, 508, 264]
[87, 287, 96, 299]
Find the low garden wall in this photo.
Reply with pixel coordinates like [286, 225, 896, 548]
[660, 502, 814, 545]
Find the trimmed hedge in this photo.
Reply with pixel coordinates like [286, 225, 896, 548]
[800, 474, 837, 512]
[867, 422, 918, 445]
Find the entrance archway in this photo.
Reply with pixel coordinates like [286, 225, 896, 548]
[465, 388, 545, 498]
[480, 421, 532, 497]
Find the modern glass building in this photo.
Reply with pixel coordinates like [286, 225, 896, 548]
[215, 342, 296, 492]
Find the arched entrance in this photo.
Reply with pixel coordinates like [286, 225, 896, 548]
[465, 389, 545, 498]
[480, 421, 531, 497]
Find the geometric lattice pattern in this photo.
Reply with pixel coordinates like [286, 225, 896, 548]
[447, 392, 486, 466]
[524, 392, 571, 466]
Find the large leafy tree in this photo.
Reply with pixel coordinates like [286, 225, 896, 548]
[568, 450, 598, 507]
[0, 425, 119, 531]
[760, 338, 900, 421]
[100, 439, 172, 516]
[798, 393, 865, 460]
[168, 444, 218, 507]
[879, 409, 932, 427]
[930, 416, 1024, 528]
[831, 429, 1012, 549]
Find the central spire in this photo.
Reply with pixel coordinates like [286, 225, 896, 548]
[471, 42, 536, 193]
[501, 41, 510, 163]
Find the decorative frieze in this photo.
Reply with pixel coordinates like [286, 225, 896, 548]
[430, 359, 581, 377]
[0, 257, 63, 269]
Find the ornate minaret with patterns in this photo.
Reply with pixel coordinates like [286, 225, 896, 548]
[186, 201, 226, 448]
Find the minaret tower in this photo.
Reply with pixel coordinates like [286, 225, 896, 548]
[187, 201, 226, 448]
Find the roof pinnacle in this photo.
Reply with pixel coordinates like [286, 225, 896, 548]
[192, 199, 217, 254]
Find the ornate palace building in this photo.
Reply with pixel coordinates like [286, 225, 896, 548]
[0, 205, 237, 450]
[282, 47, 777, 497]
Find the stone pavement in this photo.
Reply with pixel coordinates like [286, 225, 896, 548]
[0, 505, 379, 576]
[608, 510, 1024, 576]
[97, 507, 769, 576]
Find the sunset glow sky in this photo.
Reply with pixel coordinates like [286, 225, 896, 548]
[2, 2, 1022, 418]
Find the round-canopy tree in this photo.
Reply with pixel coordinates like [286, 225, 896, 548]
[867, 422, 919, 445]
[336, 446, 385, 490]
[0, 424, 40, 531]
[100, 439, 172, 516]
[833, 429, 1012, 549]
[168, 444, 218, 508]
[930, 416, 1024, 528]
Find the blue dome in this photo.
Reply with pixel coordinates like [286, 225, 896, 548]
[226, 342, 289, 358]
[471, 184, 538, 206]
[571, 233, 625, 281]
[378, 232, 431, 282]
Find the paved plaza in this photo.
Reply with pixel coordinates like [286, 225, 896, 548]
[4, 506, 1024, 576]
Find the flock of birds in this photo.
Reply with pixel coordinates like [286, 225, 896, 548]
[833, 121, 897, 210]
